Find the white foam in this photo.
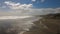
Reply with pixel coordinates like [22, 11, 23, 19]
[0, 16, 33, 19]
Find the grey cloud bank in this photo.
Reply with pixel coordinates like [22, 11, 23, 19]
[0, 8, 60, 16]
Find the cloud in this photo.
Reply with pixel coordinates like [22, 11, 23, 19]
[17, 8, 60, 16]
[1, 1, 60, 33]
[41, 0, 45, 3]
[4, 1, 32, 9]
[0, 8, 60, 16]
[1, 1, 60, 16]
[32, 0, 36, 2]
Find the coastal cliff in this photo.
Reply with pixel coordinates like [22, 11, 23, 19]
[24, 13, 60, 34]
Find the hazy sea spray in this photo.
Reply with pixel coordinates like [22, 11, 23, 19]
[0, 8, 60, 34]
[0, 16, 40, 34]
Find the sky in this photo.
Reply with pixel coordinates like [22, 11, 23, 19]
[0, 0, 60, 8]
[0, 0, 60, 34]
[0, 0, 60, 19]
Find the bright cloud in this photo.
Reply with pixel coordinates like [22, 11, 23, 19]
[0, 1, 60, 17]
[4, 1, 32, 9]
[32, 0, 36, 2]
[0, 8, 60, 16]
